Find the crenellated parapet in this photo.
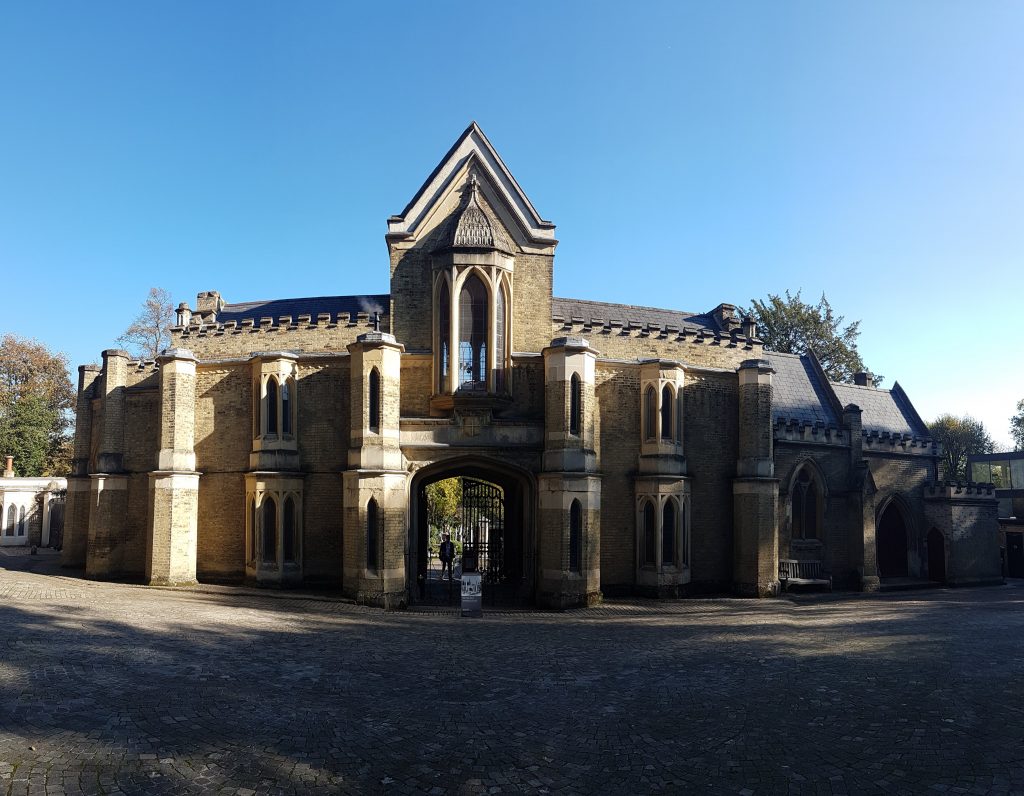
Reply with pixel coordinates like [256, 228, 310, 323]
[774, 417, 850, 446]
[552, 315, 760, 350]
[924, 481, 997, 499]
[173, 311, 383, 339]
[862, 430, 937, 456]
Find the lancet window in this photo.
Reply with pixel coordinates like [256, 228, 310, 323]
[433, 269, 512, 397]
[791, 467, 821, 541]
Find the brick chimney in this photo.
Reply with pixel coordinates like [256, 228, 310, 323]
[3, 455, 13, 478]
[853, 371, 875, 387]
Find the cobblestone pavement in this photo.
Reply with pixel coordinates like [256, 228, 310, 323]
[2, 555, 1024, 795]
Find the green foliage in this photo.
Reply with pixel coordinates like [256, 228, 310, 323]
[928, 413, 995, 481]
[0, 335, 75, 477]
[1011, 399, 1024, 452]
[426, 477, 462, 538]
[746, 290, 880, 385]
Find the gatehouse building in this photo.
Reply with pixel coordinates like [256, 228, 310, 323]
[62, 123, 1002, 606]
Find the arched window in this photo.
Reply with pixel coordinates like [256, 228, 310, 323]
[676, 387, 684, 444]
[438, 279, 450, 392]
[569, 499, 582, 573]
[569, 373, 582, 436]
[661, 385, 673, 441]
[642, 500, 657, 566]
[249, 497, 257, 561]
[368, 367, 381, 432]
[458, 274, 488, 390]
[792, 468, 819, 540]
[266, 377, 279, 435]
[5, 505, 16, 537]
[662, 500, 676, 566]
[644, 386, 657, 441]
[366, 498, 379, 572]
[495, 283, 507, 392]
[281, 379, 292, 435]
[252, 377, 260, 438]
[283, 496, 296, 563]
[680, 503, 689, 566]
[262, 498, 277, 563]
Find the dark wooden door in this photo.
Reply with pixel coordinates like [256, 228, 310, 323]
[1008, 533, 1024, 579]
[927, 528, 946, 583]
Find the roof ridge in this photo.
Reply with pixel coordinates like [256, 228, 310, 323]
[552, 296, 704, 318]
[224, 292, 389, 309]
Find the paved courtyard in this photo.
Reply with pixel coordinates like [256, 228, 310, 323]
[2, 552, 1024, 795]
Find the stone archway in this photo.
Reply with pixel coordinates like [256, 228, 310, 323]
[877, 500, 909, 579]
[408, 457, 535, 607]
[927, 528, 946, 584]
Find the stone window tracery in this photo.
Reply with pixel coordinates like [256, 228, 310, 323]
[458, 274, 488, 390]
[261, 497, 277, 563]
[661, 385, 674, 441]
[366, 498, 380, 573]
[569, 499, 583, 573]
[642, 500, 657, 566]
[636, 492, 690, 574]
[246, 485, 303, 581]
[792, 468, 821, 541]
[368, 367, 381, 433]
[662, 499, 676, 565]
[283, 496, 296, 563]
[644, 387, 657, 442]
[569, 373, 582, 436]
[433, 269, 512, 397]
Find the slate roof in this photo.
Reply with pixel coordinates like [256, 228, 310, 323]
[832, 382, 928, 437]
[551, 297, 717, 332]
[766, 350, 930, 438]
[765, 352, 841, 427]
[217, 294, 389, 327]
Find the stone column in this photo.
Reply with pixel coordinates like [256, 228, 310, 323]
[62, 364, 101, 567]
[86, 350, 130, 578]
[733, 358, 779, 596]
[344, 331, 407, 607]
[843, 403, 879, 590]
[147, 349, 200, 586]
[538, 337, 602, 608]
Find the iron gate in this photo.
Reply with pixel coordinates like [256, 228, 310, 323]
[461, 478, 506, 585]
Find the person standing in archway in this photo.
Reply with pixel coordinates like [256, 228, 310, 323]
[439, 533, 455, 581]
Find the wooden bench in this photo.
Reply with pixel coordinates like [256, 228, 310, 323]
[779, 559, 832, 592]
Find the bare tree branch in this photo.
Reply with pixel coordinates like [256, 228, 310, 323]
[118, 287, 174, 359]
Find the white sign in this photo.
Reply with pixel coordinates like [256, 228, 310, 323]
[461, 572, 482, 617]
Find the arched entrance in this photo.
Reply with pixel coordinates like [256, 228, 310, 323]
[409, 458, 535, 607]
[877, 500, 909, 578]
[927, 528, 946, 583]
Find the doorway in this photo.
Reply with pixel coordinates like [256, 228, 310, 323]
[410, 459, 533, 607]
[927, 527, 946, 583]
[1007, 532, 1024, 578]
[877, 501, 909, 578]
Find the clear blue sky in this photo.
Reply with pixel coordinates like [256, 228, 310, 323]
[1, 2, 1021, 448]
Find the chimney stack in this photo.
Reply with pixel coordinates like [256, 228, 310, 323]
[853, 371, 875, 387]
[3, 455, 13, 478]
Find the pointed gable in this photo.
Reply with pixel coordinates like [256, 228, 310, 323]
[386, 122, 556, 253]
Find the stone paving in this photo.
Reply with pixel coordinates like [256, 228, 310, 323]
[2, 551, 1024, 794]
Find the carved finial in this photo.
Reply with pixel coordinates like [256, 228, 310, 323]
[373, 311, 380, 332]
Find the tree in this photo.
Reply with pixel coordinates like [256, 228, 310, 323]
[118, 287, 175, 359]
[0, 334, 75, 476]
[425, 477, 462, 550]
[1011, 400, 1024, 452]
[928, 413, 995, 481]
[746, 290, 880, 384]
